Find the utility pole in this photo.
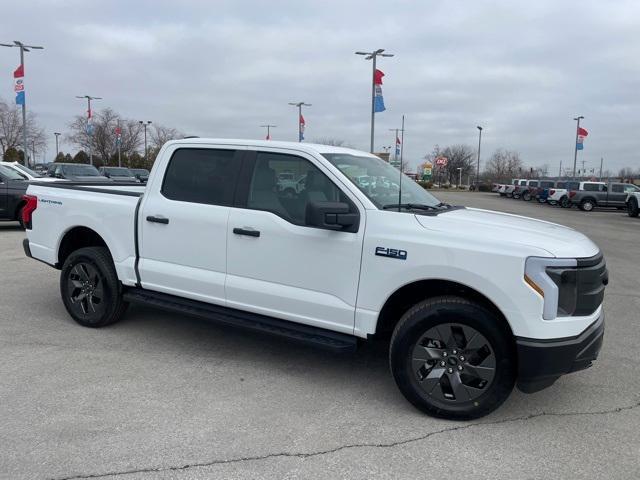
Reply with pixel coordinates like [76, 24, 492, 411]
[399, 115, 405, 172]
[355, 49, 394, 153]
[76, 95, 101, 165]
[580, 159, 587, 177]
[260, 124, 277, 140]
[115, 121, 122, 167]
[599, 157, 603, 181]
[139, 121, 152, 162]
[476, 126, 483, 188]
[572, 115, 584, 179]
[1, 40, 44, 166]
[54, 132, 61, 159]
[32, 138, 36, 164]
[288, 102, 310, 142]
[558, 160, 562, 178]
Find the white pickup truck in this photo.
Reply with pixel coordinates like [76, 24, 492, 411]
[23, 139, 607, 419]
[627, 191, 640, 217]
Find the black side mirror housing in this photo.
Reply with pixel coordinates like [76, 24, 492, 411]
[306, 201, 359, 233]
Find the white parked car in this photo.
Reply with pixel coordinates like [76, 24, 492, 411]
[22, 139, 607, 420]
[0, 161, 59, 182]
[547, 181, 581, 207]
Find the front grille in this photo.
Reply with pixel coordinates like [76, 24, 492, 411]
[574, 252, 608, 316]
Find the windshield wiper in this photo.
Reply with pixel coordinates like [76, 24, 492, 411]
[435, 202, 452, 209]
[382, 203, 440, 211]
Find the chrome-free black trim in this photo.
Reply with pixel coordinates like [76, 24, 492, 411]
[133, 196, 143, 287]
[28, 181, 143, 197]
[123, 288, 357, 353]
[515, 313, 604, 393]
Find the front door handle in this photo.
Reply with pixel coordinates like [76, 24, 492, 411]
[146, 215, 169, 224]
[233, 227, 260, 237]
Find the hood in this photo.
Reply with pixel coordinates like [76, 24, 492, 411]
[415, 207, 599, 258]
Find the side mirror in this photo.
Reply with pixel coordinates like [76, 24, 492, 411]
[306, 201, 359, 233]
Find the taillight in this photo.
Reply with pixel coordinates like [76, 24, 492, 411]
[22, 195, 37, 229]
[569, 191, 577, 198]
[549, 189, 555, 195]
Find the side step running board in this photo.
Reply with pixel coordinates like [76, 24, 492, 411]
[123, 288, 358, 353]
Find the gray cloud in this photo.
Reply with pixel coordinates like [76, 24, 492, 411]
[2, 0, 639, 173]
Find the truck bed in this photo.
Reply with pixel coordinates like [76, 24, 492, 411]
[26, 181, 146, 286]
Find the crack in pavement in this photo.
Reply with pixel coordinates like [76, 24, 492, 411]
[50, 399, 640, 480]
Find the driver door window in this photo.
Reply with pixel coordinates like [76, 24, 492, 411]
[245, 152, 354, 227]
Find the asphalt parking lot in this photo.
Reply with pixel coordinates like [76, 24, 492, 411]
[1, 192, 639, 480]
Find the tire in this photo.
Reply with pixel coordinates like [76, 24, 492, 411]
[560, 196, 571, 208]
[523, 192, 531, 201]
[513, 193, 520, 199]
[537, 197, 546, 204]
[389, 296, 516, 420]
[628, 198, 639, 217]
[580, 199, 595, 212]
[60, 246, 128, 327]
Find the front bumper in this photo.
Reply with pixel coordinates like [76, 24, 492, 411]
[515, 312, 604, 393]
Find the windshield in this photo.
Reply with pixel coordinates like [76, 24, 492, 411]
[64, 165, 101, 176]
[105, 167, 134, 176]
[322, 153, 441, 209]
[13, 163, 42, 178]
[0, 165, 27, 181]
[131, 169, 149, 175]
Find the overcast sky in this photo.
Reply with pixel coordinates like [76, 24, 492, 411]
[2, 0, 639, 173]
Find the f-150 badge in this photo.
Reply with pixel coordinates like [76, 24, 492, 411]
[375, 247, 407, 260]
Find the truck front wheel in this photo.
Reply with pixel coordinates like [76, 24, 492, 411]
[389, 296, 516, 420]
[60, 247, 128, 327]
[629, 198, 639, 217]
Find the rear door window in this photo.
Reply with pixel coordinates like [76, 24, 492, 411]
[161, 148, 242, 206]
[611, 184, 624, 193]
[583, 183, 602, 191]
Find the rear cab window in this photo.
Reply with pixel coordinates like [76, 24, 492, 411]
[161, 148, 242, 206]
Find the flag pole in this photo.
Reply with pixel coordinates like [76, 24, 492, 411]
[572, 116, 584, 179]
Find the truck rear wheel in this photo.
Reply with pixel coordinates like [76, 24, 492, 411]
[559, 196, 571, 208]
[60, 247, 128, 327]
[389, 296, 516, 420]
[580, 199, 595, 211]
[629, 198, 639, 217]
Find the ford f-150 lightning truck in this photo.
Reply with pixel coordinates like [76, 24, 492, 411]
[22, 139, 608, 419]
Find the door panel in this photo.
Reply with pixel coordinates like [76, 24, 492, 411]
[226, 150, 365, 334]
[138, 147, 243, 305]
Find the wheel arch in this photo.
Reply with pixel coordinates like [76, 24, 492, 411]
[13, 198, 26, 221]
[374, 279, 514, 340]
[56, 226, 109, 269]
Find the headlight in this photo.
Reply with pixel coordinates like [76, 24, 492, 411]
[524, 257, 577, 320]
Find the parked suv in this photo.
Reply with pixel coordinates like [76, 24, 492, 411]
[98, 166, 138, 182]
[0, 164, 29, 227]
[47, 163, 112, 181]
[570, 182, 640, 211]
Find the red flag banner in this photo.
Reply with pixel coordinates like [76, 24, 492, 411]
[374, 69, 384, 85]
[578, 127, 588, 137]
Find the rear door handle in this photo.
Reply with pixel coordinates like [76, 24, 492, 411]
[233, 227, 260, 237]
[146, 215, 169, 224]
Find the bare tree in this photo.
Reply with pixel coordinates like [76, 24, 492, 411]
[484, 149, 524, 182]
[66, 108, 143, 165]
[151, 124, 183, 150]
[311, 137, 354, 148]
[0, 97, 46, 161]
[440, 144, 475, 184]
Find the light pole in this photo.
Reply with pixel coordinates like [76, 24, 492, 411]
[572, 116, 584, 179]
[260, 124, 277, 140]
[1, 40, 44, 166]
[476, 126, 483, 188]
[457, 167, 462, 188]
[355, 49, 394, 153]
[76, 95, 101, 165]
[54, 132, 61, 159]
[288, 102, 310, 142]
[139, 121, 152, 162]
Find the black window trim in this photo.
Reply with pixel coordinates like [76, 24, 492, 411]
[159, 146, 246, 207]
[234, 149, 362, 233]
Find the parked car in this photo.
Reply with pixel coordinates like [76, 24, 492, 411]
[47, 163, 113, 181]
[532, 180, 556, 203]
[570, 181, 640, 211]
[547, 181, 580, 207]
[0, 164, 29, 227]
[98, 166, 138, 182]
[627, 191, 640, 217]
[130, 168, 150, 183]
[23, 139, 607, 420]
[0, 161, 59, 182]
[517, 180, 540, 201]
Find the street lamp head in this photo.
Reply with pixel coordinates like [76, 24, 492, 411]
[354, 51, 368, 56]
[477, 126, 483, 131]
[574, 116, 584, 121]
